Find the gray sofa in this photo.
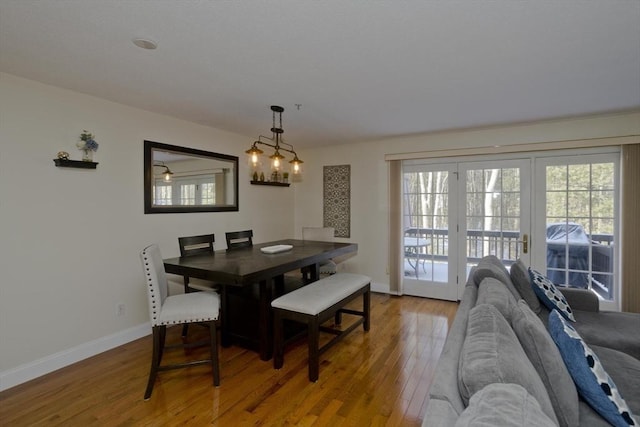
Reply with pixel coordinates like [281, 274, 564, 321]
[422, 256, 640, 427]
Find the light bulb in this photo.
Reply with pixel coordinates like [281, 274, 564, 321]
[251, 153, 258, 165]
[273, 158, 280, 168]
[293, 163, 300, 172]
[164, 173, 171, 182]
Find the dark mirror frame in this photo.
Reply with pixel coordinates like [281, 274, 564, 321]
[144, 140, 239, 214]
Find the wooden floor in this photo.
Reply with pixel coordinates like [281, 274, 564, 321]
[0, 293, 457, 426]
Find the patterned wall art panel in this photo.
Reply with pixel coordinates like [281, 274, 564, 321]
[323, 164, 351, 238]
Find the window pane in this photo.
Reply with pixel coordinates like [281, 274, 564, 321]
[547, 165, 567, 191]
[591, 190, 614, 218]
[568, 164, 590, 190]
[201, 183, 215, 205]
[153, 183, 172, 205]
[545, 159, 616, 301]
[502, 192, 520, 217]
[592, 163, 614, 190]
[180, 184, 196, 205]
[546, 192, 567, 217]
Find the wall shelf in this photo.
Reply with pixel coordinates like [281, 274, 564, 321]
[54, 159, 98, 169]
[250, 180, 290, 187]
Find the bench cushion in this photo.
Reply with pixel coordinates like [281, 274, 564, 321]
[271, 273, 370, 315]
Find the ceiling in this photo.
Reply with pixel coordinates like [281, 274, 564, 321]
[1, 1, 639, 148]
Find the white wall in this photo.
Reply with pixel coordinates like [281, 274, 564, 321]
[294, 111, 640, 295]
[0, 73, 294, 388]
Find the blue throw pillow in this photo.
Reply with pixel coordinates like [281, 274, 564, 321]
[529, 268, 575, 322]
[548, 310, 638, 427]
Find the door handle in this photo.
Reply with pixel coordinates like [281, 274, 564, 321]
[518, 234, 529, 254]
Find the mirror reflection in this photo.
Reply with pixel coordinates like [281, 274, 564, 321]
[144, 140, 239, 213]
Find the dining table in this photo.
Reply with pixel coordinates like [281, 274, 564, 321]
[163, 238, 358, 360]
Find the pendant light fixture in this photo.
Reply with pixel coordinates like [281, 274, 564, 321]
[153, 162, 174, 182]
[246, 105, 303, 180]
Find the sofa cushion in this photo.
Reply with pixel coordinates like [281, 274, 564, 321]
[510, 259, 542, 314]
[428, 283, 479, 422]
[590, 345, 640, 417]
[472, 255, 522, 301]
[529, 268, 575, 322]
[573, 310, 640, 360]
[511, 300, 579, 427]
[559, 287, 600, 312]
[458, 304, 558, 425]
[477, 277, 518, 321]
[549, 310, 638, 427]
[577, 400, 622, 427]
[454, 383, 557, 427]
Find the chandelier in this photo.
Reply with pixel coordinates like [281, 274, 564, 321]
[246, 105, 303, 180]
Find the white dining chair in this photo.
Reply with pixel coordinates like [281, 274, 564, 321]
[140, 244, 221, 400]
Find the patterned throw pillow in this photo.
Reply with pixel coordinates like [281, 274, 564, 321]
[529, 268, 575, 322]
[549, 310, 638, 427]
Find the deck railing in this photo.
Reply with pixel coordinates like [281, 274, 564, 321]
[404, 227, 614, 298]
[404, 227, 522, 264]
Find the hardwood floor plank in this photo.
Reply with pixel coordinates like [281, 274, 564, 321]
[0, 293, 457, 426]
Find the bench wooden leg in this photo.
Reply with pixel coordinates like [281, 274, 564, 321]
[308, 316, 320, 382]
[334, 311, 342, 325]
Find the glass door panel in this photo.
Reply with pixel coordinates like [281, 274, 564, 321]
[460, 160, 530, 279]
[535, 154, 618, 308]
[402, 163, 458, 300]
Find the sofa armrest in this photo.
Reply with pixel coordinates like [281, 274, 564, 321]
[559, 287, 599, 312]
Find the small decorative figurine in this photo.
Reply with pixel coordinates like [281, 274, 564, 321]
[259, 172, 265, 182]
[253, 171, 259, 181]
[57, 151, 70, 160]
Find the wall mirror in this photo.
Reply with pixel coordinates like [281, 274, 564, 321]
[144, 140, 239, 213]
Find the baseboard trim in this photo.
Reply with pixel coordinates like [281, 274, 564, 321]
[0, 322, 150, 392]
[371, 281, 393, 295]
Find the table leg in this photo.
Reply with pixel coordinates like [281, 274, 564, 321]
[406, 247, 419, 277]
[274, 274, 285, 297]
[220, 286, 231, 347]
[258, 279, 273, 361]
[309, 263, 319, 282]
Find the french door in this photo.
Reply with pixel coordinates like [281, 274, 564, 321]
[402, 159, 531, 300]
[402, 163, 459, 300]
[401, 148, 620, 309]
[458, 160, 531, 291]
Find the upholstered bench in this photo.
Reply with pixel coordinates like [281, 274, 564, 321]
[271, 273, 371, 381]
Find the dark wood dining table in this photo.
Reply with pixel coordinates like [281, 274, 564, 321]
[163, 239, 358, 360]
